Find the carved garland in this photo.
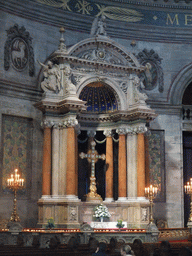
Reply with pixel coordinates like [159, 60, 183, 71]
[4, 24, 35, 76]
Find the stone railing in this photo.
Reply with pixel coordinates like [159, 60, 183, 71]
[159, 228, 190, 241]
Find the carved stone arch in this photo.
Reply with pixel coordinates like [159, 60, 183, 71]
[169, 63, 192, 105]
[68, 37, 141, 69]
[76, 76, 127, 111]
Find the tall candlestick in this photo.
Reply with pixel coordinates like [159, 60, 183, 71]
[184, 178, 192, 223]
[145, 184, 158, 224]
[7, 169, 24, 222]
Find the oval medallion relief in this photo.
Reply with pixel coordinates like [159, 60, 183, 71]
[11, 38, 28, 71]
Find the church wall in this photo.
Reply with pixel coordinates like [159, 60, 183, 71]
[150, 110, 183, 227]
[0, 3, 191, 228]
[0, 94, 43, 227]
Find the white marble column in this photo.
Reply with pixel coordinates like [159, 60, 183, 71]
[127, 132, 138, 200]
[58, 127, 67, 196]
[52, 123, 60, 197]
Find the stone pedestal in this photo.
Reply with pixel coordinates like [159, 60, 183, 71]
[80, 200, 150, 229]
[38, 197, 81, 228]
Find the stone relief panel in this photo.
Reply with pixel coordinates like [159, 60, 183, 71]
[76, 47, 124, 65]
[4, 24, 35, 76]
[69, 206, 78, 222]
[137, 49, 164, 92]
[141, 207, 148, 222]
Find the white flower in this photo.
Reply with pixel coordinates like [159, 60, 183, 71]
[93, 204, 111, 218]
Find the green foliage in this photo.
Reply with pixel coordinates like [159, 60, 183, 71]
[46, 217, 55, 229]
[116, 219, 125, 228]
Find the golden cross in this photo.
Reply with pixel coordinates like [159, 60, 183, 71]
[79, 140, 105, 177]
[79, 140, 105, 201]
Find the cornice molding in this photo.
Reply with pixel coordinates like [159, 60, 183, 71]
[0, 78, 42, 102]
[34, 98, 87, 114]
[78, 108, 157, 123]
[2, 0, 192, 43]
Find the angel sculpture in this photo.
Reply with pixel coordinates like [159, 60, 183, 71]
[63, 64, 77, 95]
[132, 75, 148, 104]
[90, 15, 107, 37]
[39, 61, 61, 94]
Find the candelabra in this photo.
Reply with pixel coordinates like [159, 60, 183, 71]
[145, 185, 158, 224]
[184, 178, 192, 223]
[7, 169, 24, 222]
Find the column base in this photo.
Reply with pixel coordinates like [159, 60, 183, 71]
[104, 198, 114, 202]
[137, 197, 148, 202]
[117, 197, 128, 202]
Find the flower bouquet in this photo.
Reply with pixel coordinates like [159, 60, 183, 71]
[93, 204, 111, 222]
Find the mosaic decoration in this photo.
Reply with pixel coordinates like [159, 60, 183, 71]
[2, 115, 32, 194]
[79, 82, 118, 113]
[36, 0, 192, 28]
[147, 130, 165, 202]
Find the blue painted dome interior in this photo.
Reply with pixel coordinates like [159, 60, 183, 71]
[79, 82, 118, 113]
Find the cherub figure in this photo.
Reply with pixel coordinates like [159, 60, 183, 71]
[40, 61, 61, 93]
[132, 75, 148, 104]
[63, 64, 77, 95]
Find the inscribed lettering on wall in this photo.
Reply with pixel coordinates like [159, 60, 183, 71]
[1, 115, 32, 194]
[146, 130, 165, 202]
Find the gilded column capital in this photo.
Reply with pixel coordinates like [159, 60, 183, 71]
[103, 130, 113, 137]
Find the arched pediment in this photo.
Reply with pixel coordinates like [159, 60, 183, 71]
[37, 30, 156, 126]
[68, 37, 142, 70]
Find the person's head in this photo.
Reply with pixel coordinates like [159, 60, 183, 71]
[121, 245, 132, 255]
[132, 239, 143, 249]
[98, 242, 107, 252]
[159, 241, 171, 255]
[110, 237, 117, 248]
[47, 61, 53, 68]
[88, 237, 99, 253]
[160, 241, 170, 250]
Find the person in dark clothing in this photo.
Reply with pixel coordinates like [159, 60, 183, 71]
[132, 239, 149, 256]
[159, 241, 172, 256]
[92, 242, 107, 256]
